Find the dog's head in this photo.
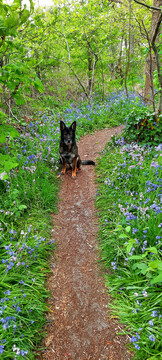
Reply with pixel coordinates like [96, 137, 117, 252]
[60, 121, 76, 146]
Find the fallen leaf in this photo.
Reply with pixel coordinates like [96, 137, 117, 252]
[45, 335, 54, 347]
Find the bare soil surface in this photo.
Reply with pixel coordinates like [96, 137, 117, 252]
[38, 126, 133, 360]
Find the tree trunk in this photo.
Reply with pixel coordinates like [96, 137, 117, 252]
[117, 35, 124, 83]
[124, 0, 132, 96]
[88, 48, 93, 93]
[144, 0, 162, 107]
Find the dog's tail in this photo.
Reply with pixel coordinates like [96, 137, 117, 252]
[81, 160, 95, 166]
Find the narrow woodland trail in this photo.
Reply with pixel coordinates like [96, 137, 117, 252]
[39, 126, 133, 360]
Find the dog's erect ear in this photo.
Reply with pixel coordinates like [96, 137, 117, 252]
[70, 121, 76, 131]
[60, 121, 65, 131]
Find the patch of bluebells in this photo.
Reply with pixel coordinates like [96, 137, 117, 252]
[104, 142, 161, 275]
[3, 112, 60, 179]
[0, 225, 55, 358]
[59, 90, 146, 132]
[109, 143, 161, 233]
[96, 137, 162, 358]
[130, 332, 141, 350]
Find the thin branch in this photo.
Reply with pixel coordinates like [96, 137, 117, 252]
[89, 57, 98, 98]
[84, 32, 109, 57]
[7, 100, 19, 121]
[59, 26, 89, 98]
[134, 16, 147, 39]
[133, 0, 162, 11]
[70, 67, 89, 98]
[98, 40, 110, 56]
[61, 23, 71, 64]
[141, 19, 150, 44]
[0, 36, 5, 49]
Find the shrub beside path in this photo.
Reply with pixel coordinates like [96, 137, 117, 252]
[38, 126, 133, 360]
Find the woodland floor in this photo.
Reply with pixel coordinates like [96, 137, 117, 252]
[38, 126, 134, 360]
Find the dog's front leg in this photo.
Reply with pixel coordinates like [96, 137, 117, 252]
[61, 158, 66, 175]
[72, 157, 77, 178]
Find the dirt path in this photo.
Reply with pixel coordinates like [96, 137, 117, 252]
[39, 126, 133, 360]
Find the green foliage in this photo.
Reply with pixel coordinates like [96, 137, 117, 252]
[0, 123, 20, 142]
[113, 225, 162, 285]
[0, 0, 33, 37]
[0, 62, 45, 105]
[0, 224, 54, 359]
[96, 135, 162, 359]
[0, 123, 20, 179]
[0, 0, 45, 111]
[0, 154, 18, 180]
[122, 108, 162, 145]
[0, 0, 156, 115]
[0, 109, 60, 357]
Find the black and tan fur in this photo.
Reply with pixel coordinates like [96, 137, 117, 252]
[59, 121, 95, 178]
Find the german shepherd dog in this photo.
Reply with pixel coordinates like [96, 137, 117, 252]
[59, 121, 95, 178]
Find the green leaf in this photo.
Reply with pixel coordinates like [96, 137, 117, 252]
[125, 226, 131, 233]
[132, 262, 148, 275]
[15, 94, 25, 105]
[114, 225, 122, 232]
[9, 128, 20, 138]
[125, 239, 135, 253]
[5, 11, 19, 31]
[20, 9, 30, 24]
[150, 271, 162, 284]
[146, 247, 158, 254]
[34, 76, 44, 93]
[119, 233, 127, 238]
[129, 254, 147, 260]
[149, 260, 162, 270]
[4, 161, 18, 172]
[18, 204, 27, 210]
[0, 133, 6, 143]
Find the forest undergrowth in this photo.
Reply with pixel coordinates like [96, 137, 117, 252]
[96, 136, 161, 360]
[0, 91, 161, 359]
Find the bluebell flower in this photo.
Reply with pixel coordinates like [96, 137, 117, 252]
[20, 349, 28, 355]
[132, 309, 138, 314]
[111, 261, 117, 270]
[151, 310, 158, 317]
[9, 229, 14, 234]
[28, 225, 32, 233]
[130, 336, 138, 342]
[149, 320, 154, 327]
[0, 345, 4, 354]
[19, 280, 24, 285]
[16, 306, 21, 313]
[149, 334, 155, 342]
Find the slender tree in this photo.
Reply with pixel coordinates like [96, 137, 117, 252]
[134, 0, 162, 114]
